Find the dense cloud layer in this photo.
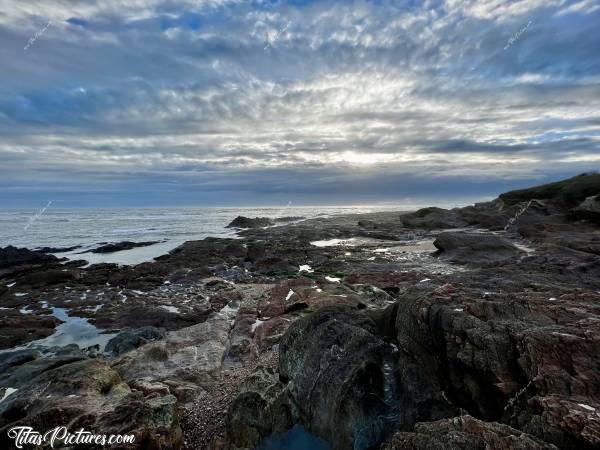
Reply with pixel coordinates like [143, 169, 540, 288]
[1, 0, 599, 206]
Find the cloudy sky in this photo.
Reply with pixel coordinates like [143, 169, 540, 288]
[0, 0, 599, 207]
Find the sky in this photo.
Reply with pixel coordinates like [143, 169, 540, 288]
[0, 0, 599, 207]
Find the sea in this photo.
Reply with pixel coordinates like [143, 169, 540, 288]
[0, 205, 439, 265]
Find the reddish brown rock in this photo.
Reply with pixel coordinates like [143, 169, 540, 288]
[253, 317, 292, 351]
[382, 416, 559, 450]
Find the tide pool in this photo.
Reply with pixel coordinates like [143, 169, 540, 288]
[256, 425, 330, 450]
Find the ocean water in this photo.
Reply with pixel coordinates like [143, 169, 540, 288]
[0, 205, 426, 265]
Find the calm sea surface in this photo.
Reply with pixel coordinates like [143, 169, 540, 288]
[0, 205, 441, 264]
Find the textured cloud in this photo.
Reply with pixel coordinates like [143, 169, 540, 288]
[0, 0, 599, 206]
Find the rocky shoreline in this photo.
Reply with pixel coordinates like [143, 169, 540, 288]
[1, 173, 599, 449]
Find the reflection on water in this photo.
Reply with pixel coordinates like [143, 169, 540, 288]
[256, 425, 330, 450]
[0, 302, 117, 354]
[68, 239, 188, 266]
[1, 206, 426, 263]
[0, 306, 117, 355]
[30, 307, 116, 352]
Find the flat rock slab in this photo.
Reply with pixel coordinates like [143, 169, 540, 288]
[112, 313, 232, 387]
[434, 231, 523, 263]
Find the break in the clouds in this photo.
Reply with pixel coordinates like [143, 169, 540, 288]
[0, 0, 599, 206]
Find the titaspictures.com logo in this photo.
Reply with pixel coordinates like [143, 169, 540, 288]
[7, 426, 135, 448]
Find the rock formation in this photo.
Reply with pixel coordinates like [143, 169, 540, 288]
[1, 173, 599, 449]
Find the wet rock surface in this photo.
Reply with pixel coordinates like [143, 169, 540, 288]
[106, 326, 167, 355]
[273, 216, 305, 223]
[573, 195, 600, 223]
[0, 355, 181, 449]
[273, 305, 455, 450]
[433, 231, 523, 263]
[0, 173, 599, 449]
[0, 245, 58, 269]
[34, 245, 82, 254]
[226, 217, 275, 229]
[90, 240, 161, 253]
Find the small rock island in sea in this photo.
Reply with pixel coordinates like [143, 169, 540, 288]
[1, 173, 600, 450]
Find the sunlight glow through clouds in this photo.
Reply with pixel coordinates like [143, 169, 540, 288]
[0, 0, 598, 205]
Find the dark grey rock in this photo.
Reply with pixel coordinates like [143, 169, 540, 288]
[572, 195, 600, 223]
[0, 350, 40, 376]
[34, 245, 81, 253]
[254, 258, 298, 274]
[246, 243, 267, 262]
[0, 246, 58, 269]
[499, 172, 600, 208]
[91, 241, 160, 254]
[226, 216, 275, 228]
[106, 326, 166, 355]
[0, 358, 182, 450]
[276, 305, 454, 450]
[434, 232, 523, 263]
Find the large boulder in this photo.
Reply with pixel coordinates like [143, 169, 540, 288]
[226, 216, 274, 229]
[572, 195, 600, 223]
[0, 246, 58, 269]
[433, 232, 522, 263]
[457, 200, 509, 230]
[254, 257, 298, 275]
[226, 367, 292, 448]
[112, 312, 232, 389]
[277, 305, 454, 450]
[0, 357, 182, 449]
[394, 284, 600, 450]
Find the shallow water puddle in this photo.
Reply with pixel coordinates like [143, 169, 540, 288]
[256, 425, 330, 450]
[26, 307, 116, 352]
[35, 308, 116, 350]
